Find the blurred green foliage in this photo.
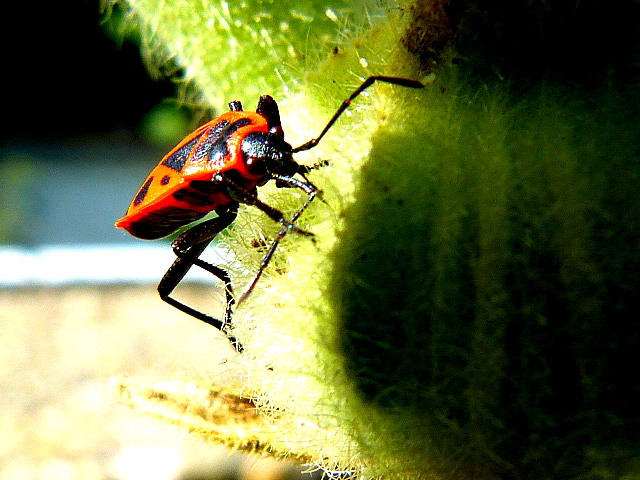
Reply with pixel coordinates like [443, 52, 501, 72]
[0, 159, 36, 244]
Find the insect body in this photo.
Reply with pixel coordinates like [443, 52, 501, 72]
[116, 76, 424, 352]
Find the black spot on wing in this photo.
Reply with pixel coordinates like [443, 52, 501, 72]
[229, 117, 252, 133]
[160, 117, 254, 173]
[162, 136, 200, 172]
[133, 176, 154, 207]
[192, 117, 253, 165]
[160, 175, 171, 185]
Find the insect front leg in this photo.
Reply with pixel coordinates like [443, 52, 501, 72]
[237, 174, 319, 305]
[157, 205, 242, 351]
[215, 173, 314, 237]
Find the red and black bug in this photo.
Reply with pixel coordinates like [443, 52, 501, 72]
[116, 75, 424, 351]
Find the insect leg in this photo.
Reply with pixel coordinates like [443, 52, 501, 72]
[217, 174, 315, 237]
[157, 206, 242, 351]
[238, 175, 319, 305]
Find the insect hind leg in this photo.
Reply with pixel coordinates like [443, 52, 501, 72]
[157, 207, 242, 351]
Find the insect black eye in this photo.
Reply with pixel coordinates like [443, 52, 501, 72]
[241, 132, 293, 176]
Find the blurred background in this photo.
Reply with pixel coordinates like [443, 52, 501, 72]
[0, 1, 317, 479]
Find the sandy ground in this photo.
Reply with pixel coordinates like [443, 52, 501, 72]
[0, 285, 314, 480]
